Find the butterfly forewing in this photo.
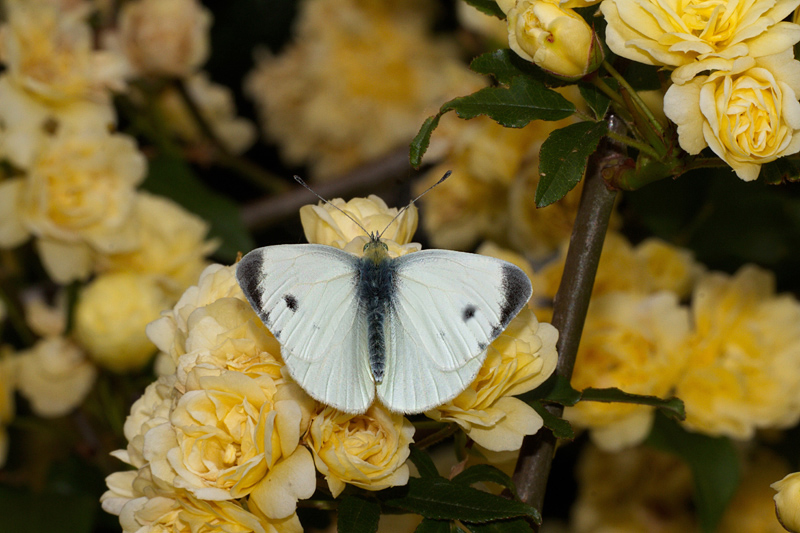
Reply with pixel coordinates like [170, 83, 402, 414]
[376, 250, 532, 412]
[236, 245, 375, 413]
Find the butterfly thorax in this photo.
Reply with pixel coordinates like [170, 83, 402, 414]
[356, 236, 395, 384]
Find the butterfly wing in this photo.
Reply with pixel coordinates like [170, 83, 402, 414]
[236, 244, 375, 413]
[377, 250, 532, 413]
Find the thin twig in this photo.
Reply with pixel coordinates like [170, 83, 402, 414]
[240, 146, 415, 232]
[511, 115, 626, 519]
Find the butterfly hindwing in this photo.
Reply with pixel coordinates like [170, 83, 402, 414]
[236, 245, 375, 413]
[377, 250, 532, 413]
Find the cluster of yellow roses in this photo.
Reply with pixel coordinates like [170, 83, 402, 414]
[0, 0, 230, 465]
[101, 197, 559, 532]
[500, 0, 800, 180]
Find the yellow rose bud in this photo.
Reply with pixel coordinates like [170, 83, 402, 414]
[75, 272, 170, 372]
[504, 0, 603, 80]
[773, 472, 800, 532]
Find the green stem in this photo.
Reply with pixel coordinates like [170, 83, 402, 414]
[588, 75, 625, 107]
[415, 423, 459, 450]
[606, 131, 660, 159]
[602, 61, 666, 139]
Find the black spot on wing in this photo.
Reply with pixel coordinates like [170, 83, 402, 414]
[462, 305, 477, 321]
[478, 342, 487, 351]
[284, 294, 299, 312]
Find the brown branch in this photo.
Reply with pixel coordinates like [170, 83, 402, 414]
[239, 146, 414, 232]
[512, 115, 627, 518]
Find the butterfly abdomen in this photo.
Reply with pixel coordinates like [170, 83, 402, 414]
[356, 254, 397, 385]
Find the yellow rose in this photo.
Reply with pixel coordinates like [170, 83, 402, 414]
[634, 237, 703, 299]
[299, 195, 420, 257]
[96, 193, 218, 298]
[664, 51, 800, 181]
[117, 0, 212, 77]
[0, 75, 116, 170]
[75, 271, 170, 372]
[0, 132, 146, 282]
[601, 0, 800, 84]
[16, 336, 96, 417]
[0, 0, 127, 102]
[146, 370, 315, 519]
[774, 472, 800, 533]
[565, 292, 691, 451]
[677, 265, 800, 438]
[157, 72, 256, 155]
[243, 0, 485, 180]
[426, 307, 558, 451]
[146, 264, 244, 373]
[503, 0, 603, 80]
[102, 470, 302, 533]
[305, 404, 414, 497]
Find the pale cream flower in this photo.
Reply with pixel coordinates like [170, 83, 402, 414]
[0, 350, 15, 467]
[96, 193, 217, 298]
[774, 472, 800, 532]
[677, 265, 800, 438]
[16, 336, 96, 417]
[116, 0, 212, 78]
[565, 292, 691, 451]
[664, 51, 800, 181]
[22, 290, 67, 337]
[157, 72, 256, 154]
[600, 0, 800, 84]
[244, 0, 485, 180]
[0, 131, 146, 282]
[0, 75, 115, 170]
[146, 370, 315, 519]
[74, 271, 170, 372]
[306, 403, 414, 497]
[0, 0, 127, 102]
[502, 0, 603, 80]
[426, 307, 558, 451]
[102, 468, 303, 533]
[634, 237, 703, 299]
[299, 195, 420, 257]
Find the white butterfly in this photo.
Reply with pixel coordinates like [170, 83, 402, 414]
[236, 180, 532, 414]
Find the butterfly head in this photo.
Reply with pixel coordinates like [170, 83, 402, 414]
[363, 233, 390, 264]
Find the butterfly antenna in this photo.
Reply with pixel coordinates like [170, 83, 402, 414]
[293, 175, 373, 237]
[377, 170, 452, 240]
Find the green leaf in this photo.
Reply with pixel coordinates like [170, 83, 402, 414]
[409, 445, 441, 478]
[578, 81, 613, 120]
[463, 518, 535, 532]
[580, 388, 686, 420]
[760, 157, 800, 184]
[470, 49, 541, 86]
[410, 114, 442, 168]
[338, 495, 380, 533]
[520, 374, 581, 406]
[646, 413, 740, 533]
[461, 0, 506, 19]
[441, 76, 575, 128]
[452, 464, 521, 500]
[383, 477, 541, 524]
[530, 401, 574, 439]
[141, 153, 254, 261]
[536, 121, 608, 207]
[415, 519, 453, 533]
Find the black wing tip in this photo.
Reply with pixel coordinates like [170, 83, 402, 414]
[236, 251, 271, 323]
[499, 263, 533, 327]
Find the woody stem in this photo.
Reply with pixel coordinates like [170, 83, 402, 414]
[511, 114, 625, 520]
